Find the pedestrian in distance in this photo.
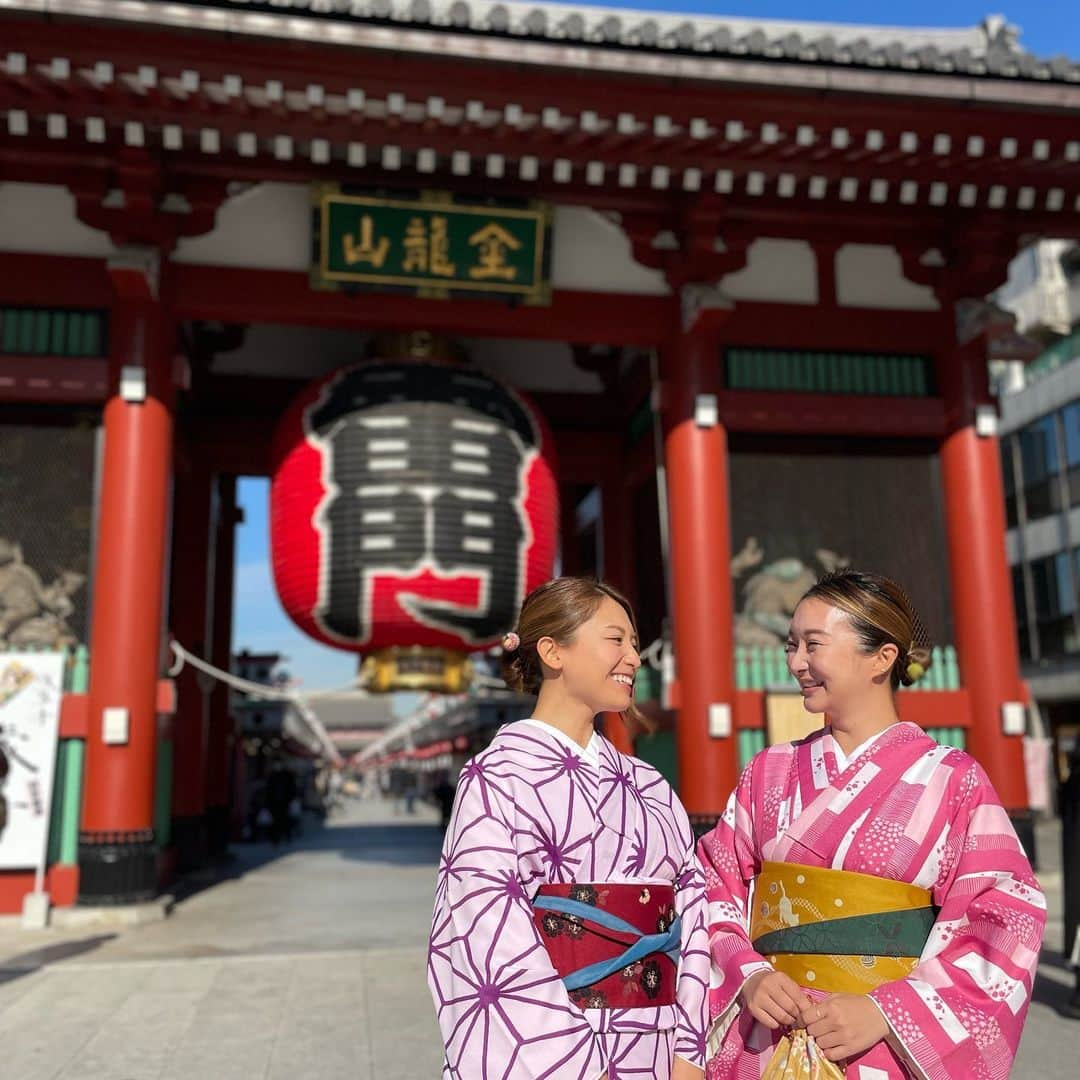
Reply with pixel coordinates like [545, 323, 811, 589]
[428, 577, 709, 1079]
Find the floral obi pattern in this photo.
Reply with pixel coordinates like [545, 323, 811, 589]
[751, 861, 936, 995]
[531, 882, 681, 1010]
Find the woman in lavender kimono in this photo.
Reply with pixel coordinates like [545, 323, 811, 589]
[428, 577, 709, 1079]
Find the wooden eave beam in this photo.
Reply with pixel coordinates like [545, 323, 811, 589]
[170, 264, 674, 346]
[3, 18, 1080, 146]
[4, 69, 1075, 184]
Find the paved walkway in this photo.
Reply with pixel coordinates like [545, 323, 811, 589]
[0, 801, 1074, 1078]
[0, 799, 446, 1080]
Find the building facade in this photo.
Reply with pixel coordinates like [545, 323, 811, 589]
[1, 1, 1079, 906]
[1000, 318, 1080, 785]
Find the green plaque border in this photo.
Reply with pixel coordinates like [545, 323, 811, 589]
[310, 184, 553, 305]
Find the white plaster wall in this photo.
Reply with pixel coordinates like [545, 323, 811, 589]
[0, 183, 115, 257]
[551, 207, 668, 295]
[175, 186, 668, 295]
[835, 244, 939, 311]
[174, 182, 311, 270]
[719, 238, 817, 304]
[461, 338, 602, 393]
[212, 323, 369, 378]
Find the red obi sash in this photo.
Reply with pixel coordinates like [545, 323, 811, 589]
[531, 882, 680, 1010]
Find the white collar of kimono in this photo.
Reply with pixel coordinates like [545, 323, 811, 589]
[828, 722, 898, 771]
[518, 717, 602, 767]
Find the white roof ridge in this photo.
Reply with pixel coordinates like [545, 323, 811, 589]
[20, 2, 1080, 77]
[179, 2, 1074, 65]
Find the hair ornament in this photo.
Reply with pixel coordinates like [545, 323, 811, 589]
[501, 631, 521, 652]
[905, 660, 926, 683]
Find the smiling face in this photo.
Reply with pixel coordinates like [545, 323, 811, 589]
[538, 595, 641, 715]
[785, 596, 897, 716]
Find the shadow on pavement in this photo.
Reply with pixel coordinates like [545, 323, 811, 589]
[170, 811, 444, 906]
[1034, 949, 1080, 1019]
[0, 933, 116, 987]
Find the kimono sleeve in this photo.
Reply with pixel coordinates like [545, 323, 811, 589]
[427, 760, 604, 1080]
[672, 807, 710, 1070]
[695, 762, 772, 1045]
[868, 760, 1047, 1080]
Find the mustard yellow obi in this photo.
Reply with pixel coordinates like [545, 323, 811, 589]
[750, 862, 936, 995]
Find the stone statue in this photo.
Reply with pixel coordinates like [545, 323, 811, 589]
[0, 538, 85, 650]
[731, 537, 850, 646]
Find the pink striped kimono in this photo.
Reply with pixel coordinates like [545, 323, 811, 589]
[428, 720, 709, 1079]
[697, 722, 1045, 1080]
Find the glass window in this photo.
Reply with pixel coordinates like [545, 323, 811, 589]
[1018, 414, 1062, 521]
[1030, 550, 1080, 658]
[1064, 403, 1080, 467]
[1000, 436, 1018, 528]
[1056, 551, 1076, 617]
[1019, 415, 1059, 484]
[1011, 563, 1031, 661]
[1000, 437, 1015, 496]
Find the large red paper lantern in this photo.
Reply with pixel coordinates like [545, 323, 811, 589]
[270, 357, 558, 664]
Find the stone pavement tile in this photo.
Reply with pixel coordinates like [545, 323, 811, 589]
[158, 957, 296, 1080]
[53, 961, 223, 1080]
[364, 948, 444, 1080]
[264, 954, 374, 1080]
[0, 964, 151, 1079]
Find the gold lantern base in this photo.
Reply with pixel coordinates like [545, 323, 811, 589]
[360, 646, 473, 694]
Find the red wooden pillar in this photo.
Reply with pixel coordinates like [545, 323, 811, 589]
[662, 307, 737, 821]
[205, 473, 238, 857]
[168, 447, 214, 871]
[79, 252, 175, 904]
[939, 323, 1029, 812]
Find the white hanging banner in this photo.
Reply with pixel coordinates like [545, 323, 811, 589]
[0, 653, 64, 870]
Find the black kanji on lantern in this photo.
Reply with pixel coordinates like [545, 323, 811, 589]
[305, 363, 539, 645]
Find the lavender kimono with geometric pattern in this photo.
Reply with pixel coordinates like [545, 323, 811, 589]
[697, 722, 1046, 1080]
[428, 720, 709, 1079]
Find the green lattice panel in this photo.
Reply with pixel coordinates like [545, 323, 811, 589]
[726, 348, 933, 397]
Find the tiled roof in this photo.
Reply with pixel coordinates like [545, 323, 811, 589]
[150, 1, 1079, 82]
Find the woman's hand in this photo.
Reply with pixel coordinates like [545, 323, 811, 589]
[801, 993, 889, 1062]
[739, 969, 813, 1030]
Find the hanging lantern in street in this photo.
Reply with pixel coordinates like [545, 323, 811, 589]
[270, 337, 558, 692]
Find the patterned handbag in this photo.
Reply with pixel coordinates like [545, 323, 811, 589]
[761, 1029, 846, 1080]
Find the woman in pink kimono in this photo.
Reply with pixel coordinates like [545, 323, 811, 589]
[428, 577, 708, 1079]
[699, 570, 1045, 1079]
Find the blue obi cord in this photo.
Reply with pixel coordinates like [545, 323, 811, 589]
[531, 894, 682, 991]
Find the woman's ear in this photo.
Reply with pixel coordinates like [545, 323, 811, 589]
[877, 642, 899, 676]
[536, 635, 562, 673]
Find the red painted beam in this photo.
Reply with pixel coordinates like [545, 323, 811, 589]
[0, 254, 111, 306]
[724, 303, 951, 352]
[59, 693, 88, 739]
[56, 679, 173, 741]
[718, 390, 946, 438]
[171, 264, 673, 345]
[0, 865, 79, 914]
[0, 356, 107, 403]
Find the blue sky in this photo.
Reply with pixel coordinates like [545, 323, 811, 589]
[233, 478, 359, 689]
[232, 0, 1076, 689]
